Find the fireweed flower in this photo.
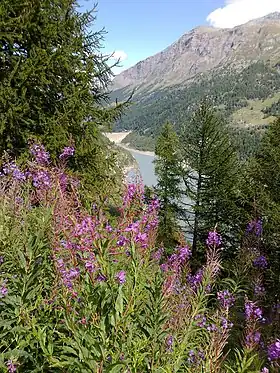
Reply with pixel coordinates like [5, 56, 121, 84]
[85, 261, 95, 273]
[261, 368, 269, 373]
[0, 284, 8, 298]
[32, 170, 51, 189]
[246, 219, 263, 236]
[6, 360, 17, 373]
[207, 323, 218, 333]
[245, 331, 261, 347]
[30, 143, 50, 165]
[59, 146, 75, 159]
[96, 273, 107, 282]
[267, 339, 280, 361]
[254, 284, 266, 297]
[217, 290, 235, 309]
[125, 221, 140, 233]
[117, 235, 128, 247]
[148, 197, 160, 212]
[187, 269, 203, 290]
[220, 316, 233, 330]
[206, 231, 222, 247]
[2, 162, 26, 182]
[152, 247, 164, 262]
[135, 232, 148, 247]
[116, 270, 126, 285]
[160, 263, 169, 272]
[195, 314, 207, 328]
[245, 300, 263, 321]
[177, 245, 192, 262]
[253, 255, 268, 270]
[166, 335, 173, 351]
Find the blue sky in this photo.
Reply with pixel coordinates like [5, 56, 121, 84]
[79, 0, 280, 74]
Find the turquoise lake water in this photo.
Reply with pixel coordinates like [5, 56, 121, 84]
[127, 150, 157, 187]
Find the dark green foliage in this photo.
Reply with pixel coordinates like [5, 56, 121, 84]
[252, 117, 280, 300]
[262, 99, 280, 117]
[0, 0, 125, 196]
[180, 102, 242, 254]
[154, 123, 182, 249]
[121, 131, 155, 152]
[230, 125, 265, 161]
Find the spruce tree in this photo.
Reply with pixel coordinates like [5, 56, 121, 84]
[0, 0, 124, 197]
[252, 117, 280, 299]
[154, 122, 182, 249]
[180, 101, 241, 255]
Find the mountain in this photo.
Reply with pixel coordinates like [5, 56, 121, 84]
[113, 13, 280, 93]
[110, 13, 280, 151]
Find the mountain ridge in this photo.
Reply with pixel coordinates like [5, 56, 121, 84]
[112, 12, 280, 93]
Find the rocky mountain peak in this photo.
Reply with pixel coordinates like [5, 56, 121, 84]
[112, 13, 280, 93]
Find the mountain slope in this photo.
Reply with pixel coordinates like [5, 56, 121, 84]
[112, 13, 280, 93]
[110, 13, 280, 152]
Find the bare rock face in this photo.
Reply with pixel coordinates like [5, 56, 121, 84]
[112, 13, 280, 92]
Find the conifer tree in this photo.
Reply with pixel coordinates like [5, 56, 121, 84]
[252, 117, 280, 299]
[154, 122, 182, 249]
[0, 0, 125, 196]
[180, 101, 240, 255]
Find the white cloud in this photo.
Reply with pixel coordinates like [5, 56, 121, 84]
[207, 0, 280, 28]
[111, 50, 128, 62]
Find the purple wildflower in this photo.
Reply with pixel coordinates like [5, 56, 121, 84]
[245, 331, 261, 347]
[59, 146, 75, 159]
[253, 256, 268, 270]
[261, 368, 269, 373]
[0, 285, 8, 298]
[85, 261, 95, 273]
[166, 335, 173, 351]
[30, 143, 50, 165]
[267, 339, 280, 361]
[245, 300, 263, 321]
[96, 273, 107, 282]
[148, 197, 160, 212]
[152, 247, 164, 262]
[207, 324, 218, 332]
[246, 219, 263, 236]
[217, 290, 235, 309]
[187, 269, 203, 290]
[105, 224, 113, 233]
[221, 316, 233, 330]
[117, 235, 128, 247]
[177, 245, 192, 262]
[160, 263, 169, 272]
[195, 314, 207, 328]
[125, 221, 140, 233]
[254, 284, 266, 297]
[2, 162, 26, 182]
[135, 232, 148, 247]
[0, 256, 3, 265]
[206, 231, 222, 247]
[6, 360, 17, 373]
[116, 270, 126, 285]
[32, 170, 51, 189]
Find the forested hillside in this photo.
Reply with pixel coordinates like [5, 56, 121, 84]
[113, 62, 280, 152]
[110, 14, 280, 152]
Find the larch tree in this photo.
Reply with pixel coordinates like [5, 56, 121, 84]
[180, 101, 241, 256]
[0, 0, 125, 197]
[154, 122, 183, 250]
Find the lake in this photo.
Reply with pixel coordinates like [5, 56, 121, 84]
[127, 150, 157, 187]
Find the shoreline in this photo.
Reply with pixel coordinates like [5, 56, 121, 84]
[103, 131, 155, 157]
[119, 143, 155, 157]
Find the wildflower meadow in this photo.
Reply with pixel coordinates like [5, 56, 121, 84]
[0, 144, 279, 372]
